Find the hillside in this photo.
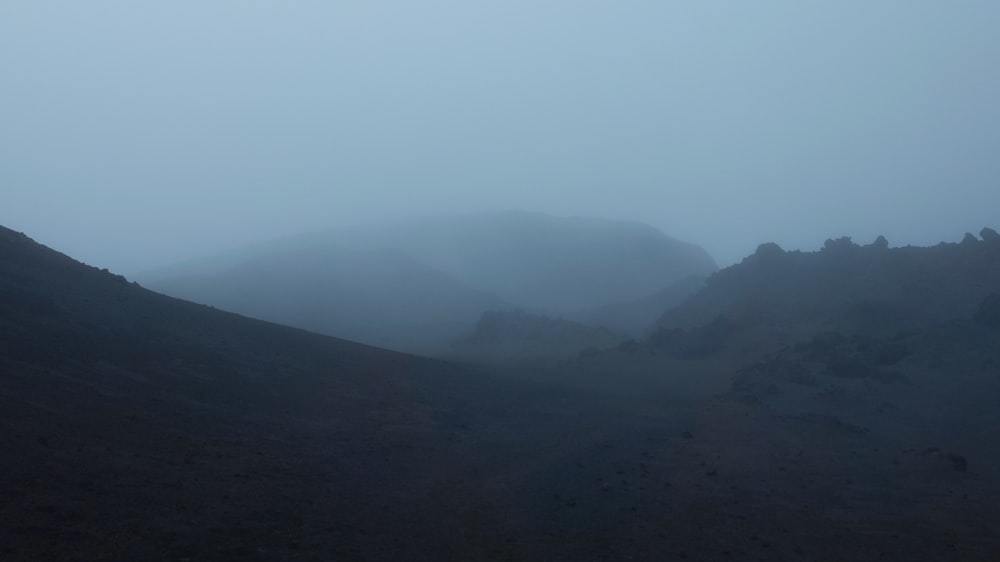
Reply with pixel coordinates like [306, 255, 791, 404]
[653, 230, 1000, 349]
[147, 245, 508, 353]
[141, 212, 716, 352]
[322, 211, 718, 312]
[0, 225, 513, 559]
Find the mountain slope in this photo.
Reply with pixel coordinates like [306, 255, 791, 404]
[0, 225, 749, 561]
[322, 211, 718, 312]
[141, 212, 717, 351]
[655, 232, 1000, 342]
[148, 245, 508, 353]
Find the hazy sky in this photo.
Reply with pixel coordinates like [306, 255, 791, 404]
[3, 1, 999, 273]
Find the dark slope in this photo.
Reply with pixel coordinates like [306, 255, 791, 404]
[149, 245, 508, 353]
[0, 226, 744, 561]
[0, 225, 517, 559]
[639, 232, 1000, 559]
[541, 230, 1000, 560]
[0, 226, 667, 561]
[639, 233, 1000, 447]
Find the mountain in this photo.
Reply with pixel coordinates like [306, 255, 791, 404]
[147, 245, 508, 353]
[141, 211, 716, 352]
[318, 211, 718, 312]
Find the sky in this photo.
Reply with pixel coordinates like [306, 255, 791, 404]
[3, 1, 1000, 273]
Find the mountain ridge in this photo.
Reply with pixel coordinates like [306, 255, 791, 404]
[141, 211, 716, 352]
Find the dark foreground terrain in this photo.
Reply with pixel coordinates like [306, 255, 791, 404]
[2, 225, 1000, 561]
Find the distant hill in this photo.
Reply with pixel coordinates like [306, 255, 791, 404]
[317, 211, 718, 313]
[142, 211, 716, 351]
[148, 245, 509, 353]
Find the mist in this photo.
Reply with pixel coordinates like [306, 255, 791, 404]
[3, 1, 1000, 273]
[6, 4, 1000, 557]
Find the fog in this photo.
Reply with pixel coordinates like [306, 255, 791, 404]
[5, 5, 1000, 556]
[3, 1, 999, 274]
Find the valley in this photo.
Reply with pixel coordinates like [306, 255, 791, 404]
[2, 225, 1000, 560]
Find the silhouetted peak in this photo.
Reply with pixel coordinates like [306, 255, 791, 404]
[869, 235, 889, 250]
[747, 242, 787, 269]
[754, 242, 784, 257]
[980, 227, 1000, 244]
[147, 212, 717, 316]
[961, 232, 979, 245]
